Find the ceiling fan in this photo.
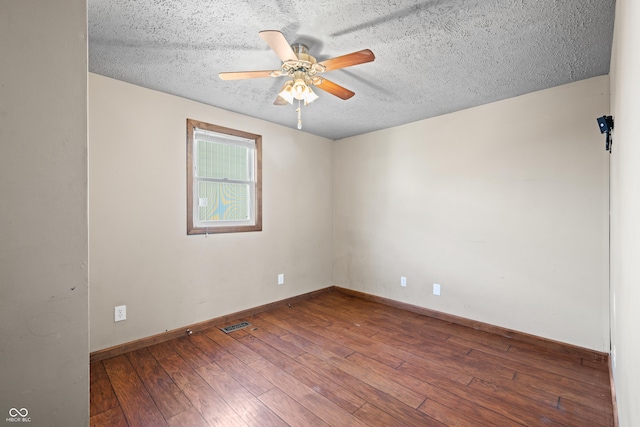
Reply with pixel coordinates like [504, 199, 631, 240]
[219, 30, 375, 129]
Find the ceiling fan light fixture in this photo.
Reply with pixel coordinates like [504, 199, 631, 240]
[279, 79, 318, 105]
[278, 82, 295, 104]
[303, 86, 319, 105]
[293, 78, 319, 105]
[292, 78, 307, 98]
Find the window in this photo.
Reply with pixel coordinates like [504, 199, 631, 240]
[187, 119, 262, 234]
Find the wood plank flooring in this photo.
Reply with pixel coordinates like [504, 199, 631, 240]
[90, 291, 614, 426]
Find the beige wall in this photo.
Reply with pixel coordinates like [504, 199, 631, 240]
[89, 74, 334, 351]
[609, 0, 640, 424]
[0, 0, 88, 424]
[334, 76, 610, 351]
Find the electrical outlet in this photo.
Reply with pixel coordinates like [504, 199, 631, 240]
[401, 276, 407, 287]
[433, 283, 441, 296]
[278, 273, 284, 285]
[115, 305, 126, 322]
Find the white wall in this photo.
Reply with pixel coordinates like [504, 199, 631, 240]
[334, 77, 610, 351]
[89, 74, 334, 351]
[609, 0, 640, 424]
[0, 0, 88, 424]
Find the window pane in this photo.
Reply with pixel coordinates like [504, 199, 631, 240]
[187, 119, 261, 234]
[198, 181, 249, 221]
[197, 140, 249, 181]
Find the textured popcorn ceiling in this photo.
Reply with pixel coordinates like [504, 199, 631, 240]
[89, 0, 615, 140]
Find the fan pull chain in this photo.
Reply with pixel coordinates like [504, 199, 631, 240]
[297, 100, 302, 130]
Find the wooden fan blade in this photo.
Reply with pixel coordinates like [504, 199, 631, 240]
[273, 95, 289, 105]
[218, 70, 277, 80]
[315, 78, 355, 100]
[318, 49, 375, 72]
[259, 30, 297, 62]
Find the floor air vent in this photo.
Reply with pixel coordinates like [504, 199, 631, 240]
[220, 321, 251, 333]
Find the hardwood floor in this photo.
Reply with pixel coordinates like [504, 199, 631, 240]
[90, 291, 614, 426]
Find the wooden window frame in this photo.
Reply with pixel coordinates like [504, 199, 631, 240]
[187, 119, 262, 235]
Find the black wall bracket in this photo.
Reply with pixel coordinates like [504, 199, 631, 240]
[597, 115, 614, 152]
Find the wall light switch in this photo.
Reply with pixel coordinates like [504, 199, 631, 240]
[433, 283, 441, 296]
[401, 276, 407, 287]
[278, 273, 284, 285]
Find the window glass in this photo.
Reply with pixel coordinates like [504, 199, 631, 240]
[187, 119, 262, 234]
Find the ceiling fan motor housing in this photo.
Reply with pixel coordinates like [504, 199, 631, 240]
[282, 43, 326, 78]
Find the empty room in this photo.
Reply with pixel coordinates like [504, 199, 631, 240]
[1, 0, 639, 426]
